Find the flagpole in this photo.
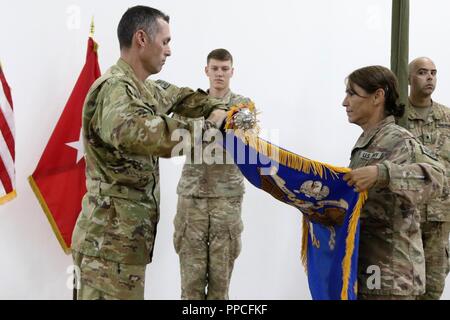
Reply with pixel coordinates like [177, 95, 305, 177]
[89, 16, 95, 38]
[89, 17, 99, 53]
[391, 0, 410, 126]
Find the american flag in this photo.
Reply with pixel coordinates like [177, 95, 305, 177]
[0, 62, 16, 204]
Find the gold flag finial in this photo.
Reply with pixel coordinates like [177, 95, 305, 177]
[89, 16, 95, 38]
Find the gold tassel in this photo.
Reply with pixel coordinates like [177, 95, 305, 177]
[340, 191, 368, 300]
[301, 215, 309, 272]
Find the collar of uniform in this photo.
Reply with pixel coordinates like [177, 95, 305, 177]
[406, 102, 422, 120]
[116, 58, 150, 100]
[222, 90, 233, 105]
[430, 100, 444, 120]
[352, 116, 395, 150]
[407, 99, 443, 121]
[206, 89, 232, 105]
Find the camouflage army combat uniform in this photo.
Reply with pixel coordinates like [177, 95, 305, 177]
[173, 90, 251, 300]
[71, 58, 225, 300]
[348, 116, 445, 299]
[400, 101, 450, 299]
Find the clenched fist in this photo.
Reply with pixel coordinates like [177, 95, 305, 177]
[343, 165, 378, 192]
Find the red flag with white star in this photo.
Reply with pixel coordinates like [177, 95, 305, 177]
[29, 37, 100, 253]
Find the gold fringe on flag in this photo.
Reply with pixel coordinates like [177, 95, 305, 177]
[0, 190, 17, 205]
[231, 128, 350, 180]
[28, 176, 71, 254]
[340, 191, 367, 300]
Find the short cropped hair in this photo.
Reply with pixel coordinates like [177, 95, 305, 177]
[117, 5, 169, 49]
[207, 48, 233, 65]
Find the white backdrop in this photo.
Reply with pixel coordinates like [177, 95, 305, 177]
[0, 0, 449, 300]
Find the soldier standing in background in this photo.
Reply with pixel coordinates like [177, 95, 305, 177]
[400, 57, 450, 299]
[71, 6, 229, 300]
[173, 49, 252, 300]
[342, 65, 445, 300]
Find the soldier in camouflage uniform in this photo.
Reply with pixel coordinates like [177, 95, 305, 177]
[173, 49, 251, 300]
[71, 6, 229, 300]
[399, 57, 450, 300]
[342, 66, 446, 300]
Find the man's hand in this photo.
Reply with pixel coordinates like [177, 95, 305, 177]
[343, 166, 378, 192]
[207, 109, 228, 129]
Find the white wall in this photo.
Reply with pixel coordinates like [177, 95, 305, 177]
[0, 0, 448, 300]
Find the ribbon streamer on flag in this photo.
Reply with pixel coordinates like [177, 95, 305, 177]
[28, 32, 101, 253]
[223, 107, 367, 300]
[0, 62, 16, 204]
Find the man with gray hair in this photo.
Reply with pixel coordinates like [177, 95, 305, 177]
[71, 6, 229, 300]
[399, 57, 450, 299]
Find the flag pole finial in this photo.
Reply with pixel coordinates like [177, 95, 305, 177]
[89, 16, 95, 38]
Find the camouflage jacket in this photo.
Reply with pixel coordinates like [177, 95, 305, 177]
[400, 101, 450, 221]
[71, 58, 225, 265]
[349, 116, 445, 296]
[176, 90, 251, 197]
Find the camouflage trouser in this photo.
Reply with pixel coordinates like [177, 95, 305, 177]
[72, 251, 146, 300]
[417, 221, 450, 300]
[173, 196, 243, 300]
[358, 294, 416, 300]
